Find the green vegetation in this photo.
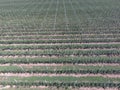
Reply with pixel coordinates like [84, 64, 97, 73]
[0, 76, 120, 88]
[0, 44, 120, 50]
[0, 65, 120, 74]
[0, 56, 120, 64]
[0, 0, 120, 89]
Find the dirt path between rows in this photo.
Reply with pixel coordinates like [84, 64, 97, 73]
[0, 85, 10, 90]
[3, 48, 120, 52]
[0, 86, 119, 90]
[0, 42, 120, 46]
[76, 87, 119, 90]
[0, 54, 119, 58]
[0, 63, 119, 67]
[0, 73, 120, 78]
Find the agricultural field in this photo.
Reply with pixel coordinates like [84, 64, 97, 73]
[0, 0, 120, 90]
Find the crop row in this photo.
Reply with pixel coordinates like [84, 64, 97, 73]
[1, 30, 120, 35]
[0, 38, 119, 44]
[0, 49, 119, 56]
[0, 56, 119, 64]
[0, 76, 120, 88]
[1, 81, 120, 88]
[0, 44, 120, 50]
[0, 34, 120, 39]
[0, 56, 120, 64]
[1, 27, 120, 32]
[0, 65, 119, 74]
[3, 76, 120, 83]
[0, 38, 119, 41]
[0, 37, 120, 41]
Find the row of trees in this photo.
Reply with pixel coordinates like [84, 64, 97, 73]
[0, 69, 120, 74]
[0, 49, 119, 56]
[0, 56, 119, 64]
[0, 44, 119, 50]
[0, 38, 119, 44]
[1, 81, 120, 88]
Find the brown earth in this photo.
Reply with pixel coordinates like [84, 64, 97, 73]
[0, 73, 120, 78]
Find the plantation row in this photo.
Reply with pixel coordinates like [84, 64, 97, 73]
[0, 56, 119, 64]
[0, 34, 120, 39]
[1, 81, 120, 88]
[0, 44, 120, 50]
[0, 38, 119, 41]
[0, 76, 120, 88]
[1, 69, 120, 74]
[0, 37, 120, 40]
[0, 65, 119, 74]
[1, 27, 120, 32]
[0, 39, 119, 44]
[0, 49, 119, 56]
[1, 30, 120, 35]
[0, 0, 120, 89]
[2, 76, 120, 83]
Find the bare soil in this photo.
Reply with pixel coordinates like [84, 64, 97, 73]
[0, 73, 120, 78]
[0, 86, 119, 90]
[0, 63, 119, 67]
[0, 42, 120, 46]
